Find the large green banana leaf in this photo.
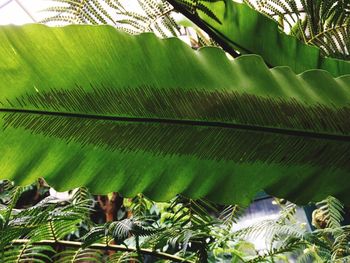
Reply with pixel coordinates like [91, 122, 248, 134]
[168, 0, 350, 77]
[0, 24, 349, 205]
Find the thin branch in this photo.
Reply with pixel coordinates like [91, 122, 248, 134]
[14, 0, 37, 22]
[0, 0, 13, 9]
[12, 239, 194, 263]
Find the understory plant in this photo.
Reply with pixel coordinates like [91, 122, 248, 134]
[1, 179, 349, 262]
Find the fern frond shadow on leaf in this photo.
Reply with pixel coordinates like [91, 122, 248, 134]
[3, 111, 350, 204]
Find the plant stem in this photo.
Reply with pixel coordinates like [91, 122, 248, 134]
[135, 235, 143, 263]
[166, 0, 241, 58]
[12, 239, 194, 263]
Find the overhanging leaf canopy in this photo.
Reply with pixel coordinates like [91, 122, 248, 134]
[0, 24, 349, 205]
[168, 0, 350, 77]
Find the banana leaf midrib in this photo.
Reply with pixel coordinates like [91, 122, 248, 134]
[2, 108, 349, 142]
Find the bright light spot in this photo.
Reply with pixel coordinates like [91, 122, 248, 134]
[0, 0, 143, 25]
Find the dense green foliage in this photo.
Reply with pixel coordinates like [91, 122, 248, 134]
[0, 0, 350, 261]
[1, 180, 350, 262]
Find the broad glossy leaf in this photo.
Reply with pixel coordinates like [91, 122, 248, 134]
[0, 25, 349, 205]
[168, 0, 350, 77]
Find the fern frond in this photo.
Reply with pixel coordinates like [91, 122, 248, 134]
[83, 218, 157, 249]
[0, 180, 15, 195]
[109, 218, 158, 241]
[128, 194, 154, 217]
[40, 15, 78, 25]
[246, 0, 350, 59]
[316, 196, 344, 229]
[43, 0, 112, 25]
[219, 205, 244, 227]
[234, 217, 306, 245]
[108, 219, 134, 241]
[107, 252, 140, 263]
[1, 243, 55, 263]
[42, 0, 180, 38]
[71, 187, 91, 203]
[247, 239, 305, 263]
[0, 227, 35, 249]
[29, 218, 81, 242]
[82, 225, 109, 248]
[307, 24, 350, 58]
[332, 231, 350, 261]
[54, 248, 103, 263]
[24, 199, 92, 242]
[271, 200, 298, 225]
[296, 251, 316, 263]
[0, 186, 24, 237]
[170, 196, 218, 226]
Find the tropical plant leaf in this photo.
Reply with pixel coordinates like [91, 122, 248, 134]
[0, 24, 349, 205]
[168, 0, 350, 76]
